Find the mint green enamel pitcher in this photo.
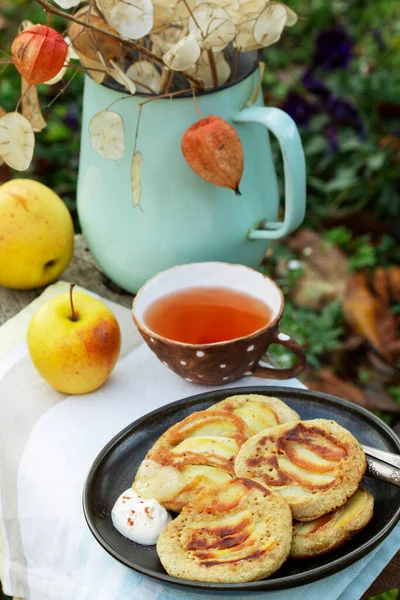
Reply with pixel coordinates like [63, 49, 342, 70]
[77, 64, 306, 294]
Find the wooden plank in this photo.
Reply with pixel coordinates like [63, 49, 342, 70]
[0, 235, 134, 325]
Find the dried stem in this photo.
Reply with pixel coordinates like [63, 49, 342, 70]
[232, 47, 241, 82]
[206, 49, 219, 88]
[87, 0, 95, 21]
[132, 86, 193, 160]
[34, 0, 204, 90]
[138, 87, 194, 107]
[16, 79, 32, 113]
[133, 105, 143, 155]
[182, 0, 203, 34]
[192, 88, 202, 120]
[159, 68, 170, 94]
[41, 68, 80, 109]
[165, 70, 175, 93]
[0, 63, 10, 78]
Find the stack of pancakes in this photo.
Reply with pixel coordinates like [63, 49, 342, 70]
[132, 394, 374, 583]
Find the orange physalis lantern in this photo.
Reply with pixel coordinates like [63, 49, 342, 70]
[11, 25, 68, 85]
[182, 115, 244, 195]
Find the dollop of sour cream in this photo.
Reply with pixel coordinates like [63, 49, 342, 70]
[111, 488, 172, 545]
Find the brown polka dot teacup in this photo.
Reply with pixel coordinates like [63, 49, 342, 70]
[132, 262, 306, 385]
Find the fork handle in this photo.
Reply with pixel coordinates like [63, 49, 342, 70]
[366, 456, 400, 487]
[363, 445, 400, 469]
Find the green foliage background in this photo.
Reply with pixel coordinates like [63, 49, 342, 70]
[0, 2, 399, 598]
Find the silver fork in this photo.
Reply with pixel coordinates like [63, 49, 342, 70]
[362, 445, 400, 487]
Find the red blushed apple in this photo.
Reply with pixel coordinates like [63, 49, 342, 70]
[27, 286, 121, 394]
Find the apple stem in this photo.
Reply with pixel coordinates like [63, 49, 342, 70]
[69, 283, 78, 322]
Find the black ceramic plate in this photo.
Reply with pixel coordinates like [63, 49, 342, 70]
[83, 386, 400, 591]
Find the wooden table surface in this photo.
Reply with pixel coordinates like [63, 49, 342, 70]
[0, 234, 398, 599]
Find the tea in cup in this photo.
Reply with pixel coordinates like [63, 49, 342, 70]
[132, 262, 306, 385]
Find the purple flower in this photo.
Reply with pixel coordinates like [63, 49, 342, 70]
[281, 92, 316, 127]
[63, 105, 80, 132]
[312, 25, 354, 71]
[325, 125, 338, 153]
[327, 97, 366, 138]
[372, 29, 385, 51]
[302, 69, 331, 100]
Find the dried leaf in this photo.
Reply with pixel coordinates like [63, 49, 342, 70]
[12, 25, 68, 85]
[173, 0, 196, 22]
[198, 57, 231, 87]
[89, 110, 125, 160]
[151, 27, 181, 55]
[304, 369, 369, 408]
[233, 14, 260, 51]
[238, 0, 266, 14]
[21, 78, 46, 132]
[283, 3, 298, 26]
[54, 0, 82, 7]
[389, 266, 400, 302]
[45, 64, 68, 85]
[18, 20, 34, 33]
[189, 4, 236, 50]
[372, 266, 390, 306]
[367, 350, 400, 381]
[344, 272, 396, 363]
[288, 229, 349, 280]
[152, 4, 175, 32]
[109, 60, 137, 94]
[253, 2, 287, 47]
[131, 151, 142, 208]
[104, 0, 154, 40]
[74, 50, 106, 84]
[305, 369, 400, 414]
[292, 274, 346, 310]
[0, 112, 35, 171]
[126, 61, 161, 94]
[64, 36, 80, 61]
[154, 0, 178, 8]
[182, 115, 244, 193]
[187, 50, 230, 87]
[97, 0, 120, 24]
[163, 31, 201, 71]
[96, 0, 116, 11]
[285, 228, 348, 308]
[246, 60, 265, 106]
[68, 10, 123, 61]
[207, 0, 241, 12]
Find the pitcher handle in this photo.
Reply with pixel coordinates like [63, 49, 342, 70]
[234, 106, 306, 240]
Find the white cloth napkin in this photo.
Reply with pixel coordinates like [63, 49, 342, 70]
[0, 283, 399, 600]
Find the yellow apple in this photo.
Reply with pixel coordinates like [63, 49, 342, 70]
[27, 287, 121, 394]
[0, 179, 74, 289]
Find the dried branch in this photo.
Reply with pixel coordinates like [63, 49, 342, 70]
[206, 49, 218, 88]
[182, 0, 203, 35]
[34, 0, 204, 90]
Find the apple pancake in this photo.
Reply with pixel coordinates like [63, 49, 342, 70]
[157, 477, 292, 583]
[290, 487, 374, 558]
[209, 394, 300, 435]
[133, 409, 251, 512]
[235, 419, 366, 521]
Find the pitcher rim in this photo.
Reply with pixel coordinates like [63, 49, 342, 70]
[100, 53, 260, 99]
